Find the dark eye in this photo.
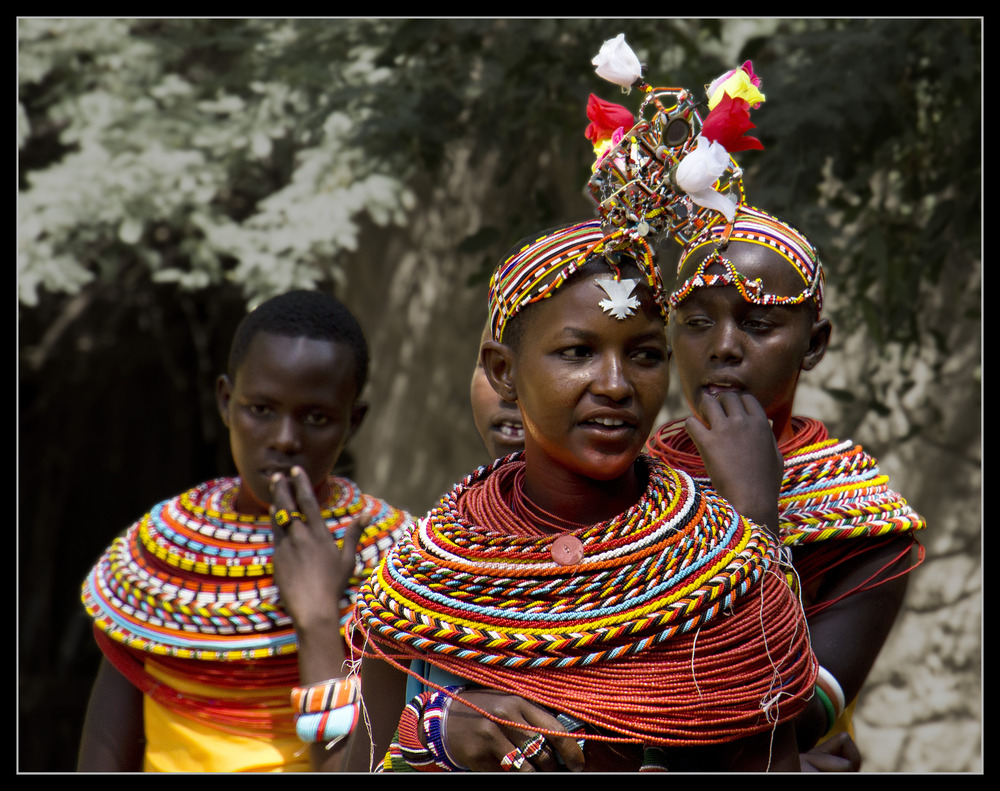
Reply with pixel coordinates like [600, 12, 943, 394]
[560, 346, 593, 359]
[680, 314, 711, 329]
[303, 412, 331, 427]
[632, 347, 665, 364]
[247, 404, 272, 417]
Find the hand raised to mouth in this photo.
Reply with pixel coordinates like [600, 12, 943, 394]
[683, 391, 782, 540]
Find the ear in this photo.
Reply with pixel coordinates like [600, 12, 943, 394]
[216, 374, 233, 428]
[481, 340, 518, 402]
[348, 400, 369, 439]
[801, 317, 832, 372]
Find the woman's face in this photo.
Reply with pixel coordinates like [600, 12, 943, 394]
[505, 272, 670, 484]
[670, 241, 828, 441]
[470, 355, 525, 460]
[217, 332, 365, 514]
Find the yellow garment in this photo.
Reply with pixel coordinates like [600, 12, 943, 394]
[142, 660, 309, 773]
[824, 698, 857, 741]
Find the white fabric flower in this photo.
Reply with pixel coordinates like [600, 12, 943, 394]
[675, 135, 737, 222]
[592, 34, 643, 88]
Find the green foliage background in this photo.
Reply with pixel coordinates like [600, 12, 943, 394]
[18, 18, 980, 771]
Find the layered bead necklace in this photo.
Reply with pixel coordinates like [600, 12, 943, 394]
[353, 455, 817, 748]
[83, 476, 410, 737]
[646, 417, 925, 545]
[645, 417, 926, 612]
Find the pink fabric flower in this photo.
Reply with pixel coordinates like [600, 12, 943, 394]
[585, 94, 636, 144]
[701, 93, 764, 152]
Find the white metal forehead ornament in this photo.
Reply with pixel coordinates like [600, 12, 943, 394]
[595, 276, 640, 319]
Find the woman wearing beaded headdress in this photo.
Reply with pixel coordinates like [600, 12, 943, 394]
[78, 290, 410, 772]
[579, 36, 924, 763]
[345, 218, 819, 772]
[646, 203, 925, 760]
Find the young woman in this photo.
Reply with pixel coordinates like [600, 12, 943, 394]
[345, 220, 817, 772]
[647, 205, 925, 759]
[78, 290, 409, 772]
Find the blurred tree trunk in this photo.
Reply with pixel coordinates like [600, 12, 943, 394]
[341, 142, 594, 516]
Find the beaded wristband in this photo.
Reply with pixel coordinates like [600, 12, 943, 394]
[295, 701, 360, 744]
[291, 674, 360, 714]
[422, 688, 467, 771]
[395, 692, 439, 771]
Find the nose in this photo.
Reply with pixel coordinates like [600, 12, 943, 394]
[709, 320, 743, 363]
[592, 353, 632, 402]
[271, 415, 303, 455]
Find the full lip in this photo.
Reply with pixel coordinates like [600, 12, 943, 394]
[577, 409, 639, 432]
[700, 375, 746, 397]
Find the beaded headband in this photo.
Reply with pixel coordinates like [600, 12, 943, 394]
[586, 36, 765, 253]
[488, 219, 668, 343]
[669, 204, 826, 314]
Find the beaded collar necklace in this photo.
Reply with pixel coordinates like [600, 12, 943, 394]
[83, 476, 409, 662]
[352, 454, 818, 748]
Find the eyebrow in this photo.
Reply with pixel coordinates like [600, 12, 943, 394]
[557, 326, 666, 343]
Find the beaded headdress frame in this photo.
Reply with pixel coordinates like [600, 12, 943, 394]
[668, 204, 826, 315]
[585, 36, 765, 255]
[586, 87, 745, 251]
[488, 38, 774, 343]
[585, 37, 824, 316]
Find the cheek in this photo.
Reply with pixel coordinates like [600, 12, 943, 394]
[470, 375, 495, 426]
[228, 413, 261, 451]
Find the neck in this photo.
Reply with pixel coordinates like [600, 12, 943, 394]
[771, 404, 795, 445]
[519, 453, 645, 526]
[233, 476, 332, 517]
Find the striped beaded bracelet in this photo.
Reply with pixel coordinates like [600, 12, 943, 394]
[422, 687, 468, 771]
[291, 674, 360, 714]
[295, 702, 360, 745]
[393, 688, 469, 771]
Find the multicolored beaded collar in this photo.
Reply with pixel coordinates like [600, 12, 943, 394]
[82, 476, 409, 661]
[351, 454, 818, 747]
[487, 219, 668, 343]
[669, 204, 826, 314]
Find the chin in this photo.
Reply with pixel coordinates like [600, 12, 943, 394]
[576, 452, 643, 482]
[235, 478, 273, 515]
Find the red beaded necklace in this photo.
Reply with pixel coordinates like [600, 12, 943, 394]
[646, 416, 829, 480]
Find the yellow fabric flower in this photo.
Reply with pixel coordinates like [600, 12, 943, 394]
[707, 67, 765, 111]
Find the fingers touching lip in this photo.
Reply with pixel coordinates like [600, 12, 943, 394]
[701, 376, 745, 397]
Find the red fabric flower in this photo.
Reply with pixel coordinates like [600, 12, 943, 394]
[701, 93, 764, 152]
[585, 94, 635, 144]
